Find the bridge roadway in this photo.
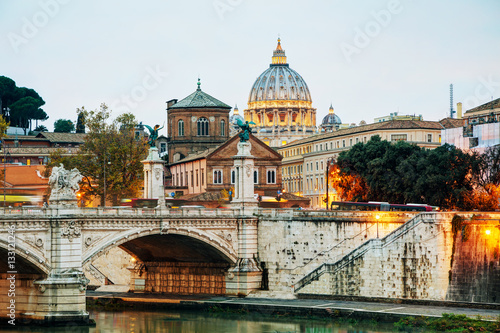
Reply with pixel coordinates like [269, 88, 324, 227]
[0, 206, 269, 325]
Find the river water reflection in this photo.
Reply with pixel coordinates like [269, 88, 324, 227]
[86, 309, 397, 333]
[2, 309, 403, 332]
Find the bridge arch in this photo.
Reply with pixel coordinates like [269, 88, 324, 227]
[0, 238, 51, 275]
[82, 227, 238, 266]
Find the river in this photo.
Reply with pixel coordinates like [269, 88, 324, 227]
[1, 309, 401, 332]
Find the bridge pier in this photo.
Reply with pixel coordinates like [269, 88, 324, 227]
[26, 220, 90, 325]
[225, 218, 262, 296]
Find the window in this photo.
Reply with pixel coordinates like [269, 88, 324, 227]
[356, 138, 359, 144]
[282, 140, 287, 146]
[427, 134, 432, 142]
[160, 142, 167, 153]
[342, 140, 346, 147]
[320, 144, 323, 151]
[196, 170, 199, 186]
[180, 172, 183, 186]
[349, 138, 352, 146]
[221, 120, 225, 136]
[213, 170, 223, 184]
[267, 169, 276, 184]
[320, 161, 323, 171]
[316, 161, 319, 171]
[197, 117, 209, 136]
[231, 169, 235, 184]
[201, 169, 204, 185]
[254, 170, 258, 184]
[391, 134, 407, 142]
[190, 171, 193, 186]
[178, 119, 184, 136]
[306, 163, 309, 172]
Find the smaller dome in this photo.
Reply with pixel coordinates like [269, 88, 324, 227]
[322, 113, 342, 125]
[321, 104, 342, 125]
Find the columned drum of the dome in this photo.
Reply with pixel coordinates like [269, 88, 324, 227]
[244, 39, 316, 147]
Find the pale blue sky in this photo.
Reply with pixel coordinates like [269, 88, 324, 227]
[1, 0, 499, 132]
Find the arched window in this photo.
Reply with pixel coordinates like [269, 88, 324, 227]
[213, 170, 222, 184]
[220, 119, 225, 136]
[197, 117, 209, 136]
[254, 170, 258, 184]
[267, 169, 276, 184]
[178, 119, 184, 136]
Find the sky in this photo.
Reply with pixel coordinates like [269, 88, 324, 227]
[1, 0, 499, 133]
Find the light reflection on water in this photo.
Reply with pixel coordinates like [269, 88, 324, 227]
[87, 309, 396, 333]
[1, 310, 399, 332]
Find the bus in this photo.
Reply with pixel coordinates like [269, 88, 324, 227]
[330, 201, 435, 212]
[120, 198, 158, 208]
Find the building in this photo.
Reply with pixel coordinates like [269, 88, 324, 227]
[278, 119, 463, 209]
[167, 133, 308, 208]
[1, 132, 86, 165]
[442, 99, 500, 153]
[166, 79, 232, 164]
[229, 105, 244, 137]
[374, 112, 423, 123]
[244, 39, 316, 147]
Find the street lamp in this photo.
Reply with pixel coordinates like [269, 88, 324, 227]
[376, 214, 380, 238]
[325, 157, 335, 210]
[103, 155, 111, 207]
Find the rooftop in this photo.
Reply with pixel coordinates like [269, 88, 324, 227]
[168, 79, 231, 109]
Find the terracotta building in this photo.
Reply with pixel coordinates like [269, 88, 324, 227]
[166, 80, 232, 164]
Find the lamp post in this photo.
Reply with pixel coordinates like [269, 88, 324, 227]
[103, 155, 110, 207]
[325, 157, 335, 210]
[376, 214, 380, 238]
[2, 140, 5, 207]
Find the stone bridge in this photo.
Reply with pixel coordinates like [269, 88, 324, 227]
[1, 207, 499, 325]
[0, 206, 263, 324]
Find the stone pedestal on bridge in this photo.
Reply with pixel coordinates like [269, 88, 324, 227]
[225, 218, 262, 296]
[226, 141, 262, 296]
[231, 142, 259, 215]
[142, 147, 164, 199]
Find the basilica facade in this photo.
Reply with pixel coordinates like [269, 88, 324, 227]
[244, 39, 317, 148]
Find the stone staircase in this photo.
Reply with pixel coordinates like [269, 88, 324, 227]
[294, 212, 444, 293]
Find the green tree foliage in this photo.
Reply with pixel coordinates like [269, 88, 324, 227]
[34, 125, 48, 132]
[47, 104, 149, 206]
[0, 76, 48, 133]
[54, 119, 75, 133]
[47, 104, 148, 206]
[76, 109, 86, 133]
[331, 136, 498, 211]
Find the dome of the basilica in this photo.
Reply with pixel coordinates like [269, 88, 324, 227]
[248, 39, 311, 104]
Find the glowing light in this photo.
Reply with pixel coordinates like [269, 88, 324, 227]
[485, 229, 491, 235]
[130, 257, 137, 263]
[376, 215, 380, 220]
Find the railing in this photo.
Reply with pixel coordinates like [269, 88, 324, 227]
[0, 206, 248, 218]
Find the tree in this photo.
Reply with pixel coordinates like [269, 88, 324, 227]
[0, 76, 47, 133]
[330, 136, 491, 210]
[54, 119, 75, 133]
[76, 109, 86, 133]
[34, 125, 48, 132]
[72, 104, 148, 206]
